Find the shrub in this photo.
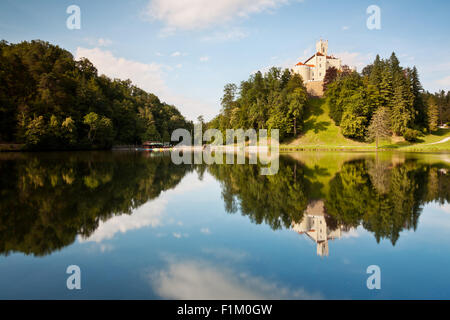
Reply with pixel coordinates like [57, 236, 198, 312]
[403, 128, 421, 142]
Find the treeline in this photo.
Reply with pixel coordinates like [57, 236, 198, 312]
[208, 67, 308, 140]
[211, 53, 449, 144]
[423, 90, 450, 128]
[326, 53, 445, 141]
[0, 40, 192, 149]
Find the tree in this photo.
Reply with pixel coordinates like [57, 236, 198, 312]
[367, 107, 391, 149]
[391, 75, 414, 135]
[323, 66, 338, 92]
[286, 74, 307, 136]
[427, 96, 439, 132]
[25, 115, 47, 147]
[61, 117, 77, 145]
[0, 40, 191, 149]
[83, 112, 114, 147]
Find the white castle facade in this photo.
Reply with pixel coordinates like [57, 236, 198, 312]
[292, 200, 345, 257]
[293, 39, 342, 82]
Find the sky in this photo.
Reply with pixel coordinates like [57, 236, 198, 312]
[1, 0, 450, 121]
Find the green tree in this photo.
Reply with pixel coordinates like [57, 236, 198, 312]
[427, 96, 439, 132]
[367, 107, 392, 149]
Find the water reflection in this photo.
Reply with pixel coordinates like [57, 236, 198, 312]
[0, 152, 449, 258]
[0, 151, 192, 256]
[207, 153, 450, 249]
[149, 259, 323, 300]
[292, 200, 350, 256]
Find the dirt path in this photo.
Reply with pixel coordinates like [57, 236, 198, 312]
[425, 136, 450, 145]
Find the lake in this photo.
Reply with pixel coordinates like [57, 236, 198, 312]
[0, 151, 449, 299]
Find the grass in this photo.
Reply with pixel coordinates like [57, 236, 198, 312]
[285, 98, 365, 147]
[281, 98, 450, 152]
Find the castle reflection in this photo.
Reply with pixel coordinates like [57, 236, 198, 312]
[292, 200, 351, 256]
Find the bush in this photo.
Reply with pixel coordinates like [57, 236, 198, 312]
[403, 128, 421, 142]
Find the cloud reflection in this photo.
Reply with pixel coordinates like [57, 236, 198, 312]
[150, 260, 323, 300]
[79, 197, 168, 243]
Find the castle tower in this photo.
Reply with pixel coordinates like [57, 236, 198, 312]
[316, 39, 328, 56]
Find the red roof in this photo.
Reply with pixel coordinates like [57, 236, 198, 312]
[295, 62, 315, 67]
[298, 51, 338, 67]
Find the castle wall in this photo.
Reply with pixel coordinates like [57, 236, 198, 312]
[306, 81, 324, 97]
[327, 58, 341, 70]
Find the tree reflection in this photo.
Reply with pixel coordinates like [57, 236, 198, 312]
[0, 152, 449, 257]
[0, 152, 192, 256]
[209, 155, 450, 248]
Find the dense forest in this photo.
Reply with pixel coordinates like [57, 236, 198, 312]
[0, 40, 192, 149]
[209, 53, 450, 143]
[208, 68, 308, 141]
[326, 53, 449, 142]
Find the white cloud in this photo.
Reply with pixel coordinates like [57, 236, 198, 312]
[199, 56, 209, 62]
[341, 227, 361, 239]
[149, 260, 323, 299]
[200, 227, 211, 234]
[334, 51, 373, 71]
[436, 76, 450, 89]
[97, 38, 113, 47]
[145, 0, 292, 31]
[84, 37, 113, 47]
[75, 47, 216, 120]
[171, 51, 181, 57]
[201, 28, 249, 42]
[79, 197, 168, 243]
[341, 26, 349, 31]
[76, 47, 166, 94]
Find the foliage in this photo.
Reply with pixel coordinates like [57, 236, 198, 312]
[326, 52, 430, 141]
[322, 66, 338, 92]
[0, 40, 192, 149]
[403, 128, 421, 142]
[426, 95, 440, 132]
[366, 107, 391, 148]
[209, 68, 307, 141]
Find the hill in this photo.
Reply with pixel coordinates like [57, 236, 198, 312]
[282, 98, 450, 151]
[0, 40, 192, 150]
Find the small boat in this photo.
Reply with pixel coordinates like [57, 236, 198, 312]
[138, 141, 173, 151]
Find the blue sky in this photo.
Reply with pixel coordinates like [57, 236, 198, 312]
[1, 0, 449, 121]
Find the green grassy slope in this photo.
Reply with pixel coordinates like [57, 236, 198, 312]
[285, 98, 365, 147]
[282, 98, 450, 152]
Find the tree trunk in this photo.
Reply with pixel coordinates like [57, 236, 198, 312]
[294, 118, 297, 136]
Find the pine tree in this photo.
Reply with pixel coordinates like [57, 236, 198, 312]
[389, 52, 402, 76]
[367, 107, 391, 149]
[427, 96, 439, 132]
[379, 68, 393, 108]
[369, 54, 383, 86]
[391, 74, 414, 135]
[409, 66, 426, 128]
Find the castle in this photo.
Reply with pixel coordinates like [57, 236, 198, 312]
[293, 40, 343, 96]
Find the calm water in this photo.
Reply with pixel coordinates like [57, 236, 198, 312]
[0, 151, 449, 299]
